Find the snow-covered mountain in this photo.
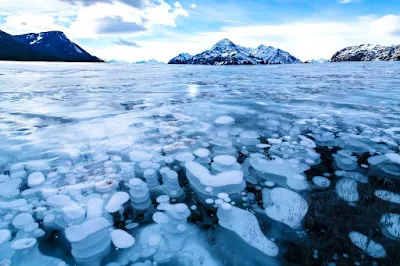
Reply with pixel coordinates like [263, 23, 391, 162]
[13, 31, 102, 62]
[168, 53, 193, 64]
[331, 44, 400, 62]
[305, 58, 329, 64]
[186, 38, 259, 65]
[134, 59, 165, 65]
[168, 39, 302, 65]
[250, 45, 302, 64]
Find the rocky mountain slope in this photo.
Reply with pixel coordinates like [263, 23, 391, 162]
[168, 53, 193, 64]
[0, 29, 102, 62]
[331, 44, 400, 62]
[168, 39, 302, 65]
[0, 30, 58, 61]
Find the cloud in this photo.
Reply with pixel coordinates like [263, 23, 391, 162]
[191, 3, 197, 9]
[60, 0, 149, 9]
[88, 14, 400, 63]
[0, 0, 189, 38]
[114, 38, 141, 47]
[96, 16, 147, 34]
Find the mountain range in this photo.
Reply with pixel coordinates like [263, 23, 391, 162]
[0, 29, 102, 62]
[168, 39, 302, 65]
[330, 44, 400, 62]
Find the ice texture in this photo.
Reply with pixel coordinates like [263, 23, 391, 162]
[0, 62, 399, 265]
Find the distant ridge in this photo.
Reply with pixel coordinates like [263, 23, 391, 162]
[331, 44, 400, 62]
[304, 58, 328, 64]
[0, 29, 103, 62]
[168, 39, 302, 65]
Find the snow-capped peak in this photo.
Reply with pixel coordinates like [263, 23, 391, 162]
[211, 38, 236, 50]
[169, 39, 301, 65]
[250, 45, 302, 64]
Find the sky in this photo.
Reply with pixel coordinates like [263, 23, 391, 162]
[0, 0, 399, 62]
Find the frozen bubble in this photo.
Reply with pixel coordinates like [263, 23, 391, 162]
[0, 229, 11, 244]
[265, 181, 275, 187]
[11, 238, 37, 250]
[105, 192, 130, 213]
[156, 195, 170, 203]
[213, 155, 236, 166]
[129, 150, 153, 162]
[349, 231, 386, 258]
[174, 203, 188, 213]
[217, 205, 278, 257]
[386, 153, 400, 164]
[374, 190, 400, 205]
[153, 212, 169, 224]
[110, 229, 135, 249]
[256, 144, 271, 149]
[65, 217, 110, 243]
[215, 116, 235, 125]
[380, 213, 400, 240]
[194, 148, 210, 158]
[336, 178, 359, 202]
[217, 192, 229, 199]
[312, 176, 331, 188]
[186, 161, 244, 187]
[205, 199, 214, 204]
[125, 223, 139, 230]
[205, 187, 213, 192]
[148, 234, 162, 247]
[12, 213, 34, 229]
[175, 152, 195, 162]
[267, 138, 282, 145]
[27, 172, 45, 188]
[215, 199, 224, 205]
[264, 187, 308, 229]
[46, 195, 74, 208]
[95, 179, 119, 193]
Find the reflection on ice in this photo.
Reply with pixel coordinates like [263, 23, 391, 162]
[0, 62, 399, 265]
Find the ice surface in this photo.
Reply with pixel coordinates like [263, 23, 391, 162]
[0, 62, 399, 265]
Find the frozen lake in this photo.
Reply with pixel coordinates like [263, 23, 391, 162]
[0, 61, 399, 266]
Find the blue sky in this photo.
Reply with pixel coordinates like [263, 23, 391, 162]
[0, 0, 399, 62]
